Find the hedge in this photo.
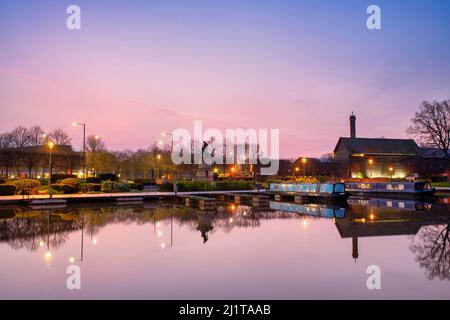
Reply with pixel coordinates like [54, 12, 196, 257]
[159, 180, 253, 192]
[0, 184, 16, 196]
[81, 183, 102, 193]
[86, 177, 101, 184]
[51, 174, 77, 183]
[9, 179, 40, 194]
[101, 181, 131, 193]
[60, 178, 80, 187]
[133, 179, 156, 186]
[99, 174, 118, 181]
[215, 180, 254, 190]
[51, 184, 80, 194]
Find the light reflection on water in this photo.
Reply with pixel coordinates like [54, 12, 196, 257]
[0, 198, 449, 299]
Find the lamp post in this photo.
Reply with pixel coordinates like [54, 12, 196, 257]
[73, 122, 86, 180]
[157, 154, 161, 180]
[295, 167, 300, 178]
[47, 142, 54, 198]
[389, 166, 394, 179]
[302, 158, 307, 178]
[368, 159, 374, 179]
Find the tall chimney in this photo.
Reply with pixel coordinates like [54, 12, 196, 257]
[349, 112, 356, 138]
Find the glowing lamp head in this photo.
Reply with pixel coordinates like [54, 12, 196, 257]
[302, 158, 307, 163]
[389, 167, 394, 172]
[213, 168, 218, 173]
[157, 154, 161, 160]
[295, 167, 300, 172]
[48, 142, 54, 149]
[369, 159, 373, 165]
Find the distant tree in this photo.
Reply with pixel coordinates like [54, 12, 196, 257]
[48, 128, 72, 145]
[9, 126, 31, 148]
[0, 133, 14, 177]
[407, 100, 450, 160]
[28, 125, 45, 146]
[86, 135, 106, 153]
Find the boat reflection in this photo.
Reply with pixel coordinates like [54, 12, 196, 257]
[269, 201, 346, 219]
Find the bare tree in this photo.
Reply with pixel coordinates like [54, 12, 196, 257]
[86, 135, 106, 153]
[410, 223, 450, 280]
[28, 125, 45, 146]
[407, 100, 450, 160]
[48, 128, 71, 145]
[9, 126, 31, 148]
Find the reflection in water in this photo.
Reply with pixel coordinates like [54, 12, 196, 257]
[1, 198, 450, 285]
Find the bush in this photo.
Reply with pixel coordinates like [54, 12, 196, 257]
[133, 179, 156, 186]
[9, 179, 41, 195]
[86, 177, 101, 183]
[215, 180, 254, 191]
[101, 180, 130, 193]
[0, 178, 5, 184]
[99, 174, 118, 181]
[0, 184, 16, 196]
[60, 178, 80, 187]
[51, 174, 77, 183]
[81, 183, 102, 193]
[176, 181, 213, 192]
[129, 183, 144, 191]
[159, 182, 174, 192]
[51, 184, 80, 194]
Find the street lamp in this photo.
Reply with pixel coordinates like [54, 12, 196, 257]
[368, 159, 374, 178]
[47, 142, 54, 198]
[295, 167, 300, 177]
[157, 154, 161, 179]
[389, 166, 394, 178]
[302, 158, 307, 178]
[73, 122, 86, 180]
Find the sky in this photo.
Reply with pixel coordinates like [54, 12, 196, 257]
[0, 0, 449, 158]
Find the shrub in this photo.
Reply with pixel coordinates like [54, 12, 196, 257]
[129, 183, 144, 191]
[0, 178, 5, 184]
[81, 183, 102, 193]
[86, 177, 101, 183]
[215, 180, 254, 191]
[51, 184, 80, 194]
[9, 179, 40, 195]
[133, 179, 156, 186]
[60, 178, 81, 188]
[99, 174, 118, 181]
[51, 174, 77, 183]
[101, 180, 130, 193]
[159, 182, 174, 192]
[176, 181, 213, 192]
[0, 184, 16, 196]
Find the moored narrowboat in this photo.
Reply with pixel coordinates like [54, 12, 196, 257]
[268, 182, 350, 203]
[345, 181, 435, 199]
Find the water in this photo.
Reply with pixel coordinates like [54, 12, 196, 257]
[0, 198, 449, 299]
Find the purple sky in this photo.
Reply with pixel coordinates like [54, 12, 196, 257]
[1, 0, 449, 157]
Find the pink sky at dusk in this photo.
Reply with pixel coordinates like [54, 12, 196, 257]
[1, 1, 449, 158]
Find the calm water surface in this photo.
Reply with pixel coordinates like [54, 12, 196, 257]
[0, 197, 449, 299]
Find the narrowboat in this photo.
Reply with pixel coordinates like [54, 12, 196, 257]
[270, 201, 347, 219]
[345, 181, 435, 199]
[268, 182, 350, 202]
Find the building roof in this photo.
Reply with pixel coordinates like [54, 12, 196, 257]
[333, 137, 421, 156]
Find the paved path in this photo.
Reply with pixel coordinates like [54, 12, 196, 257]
[0, 189, 266, 205]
